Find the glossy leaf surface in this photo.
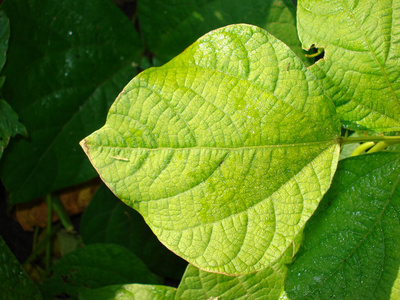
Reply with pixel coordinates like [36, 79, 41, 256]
[286, 152, 400, 299]
[0, 11, 26, 159]
[0, 10, 8, 71]
[0, 100, 26, 160]
[297, 0, 400, 131]
[40, 244, 157, 299]
[0, 0, 143, 204]
[139, 0, 310, 64]
[79, 284, 176, 300]
[0, 236, 42, 300]
[82, 24, 341, 275]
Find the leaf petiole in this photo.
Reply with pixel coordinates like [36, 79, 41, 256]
[52, 196, 74, 232]
[305, 48, 324, 58]
[367, 141, 392, 153]
[45, 194, 52, 274]
[340, 135, 400, 145]
[350, 142, 375, 156]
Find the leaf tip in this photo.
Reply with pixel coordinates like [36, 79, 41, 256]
[79, 139, 89, 155]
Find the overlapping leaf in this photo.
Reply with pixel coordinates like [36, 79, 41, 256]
[0, 10, 8, 71]
[177, 263, 286, 299]
[82, 24, 341, 275]
[139, 0, 310, 64]
[79, 284, 176, 300]
[0, 236, 42, 300]
[80, 184, 157, 253]
[0, 11, 26, 159]
[176, 234, 302, 299]
[40, 244, 157, 299]
[80, 184, 187, 279]
[0, 0, 143, 204]
[297, 0, 400, 131]
[0, 100, 26, 159]
[285, 152, 400, 299]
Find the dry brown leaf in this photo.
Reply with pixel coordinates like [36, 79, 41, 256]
[15, 178, 101, 231]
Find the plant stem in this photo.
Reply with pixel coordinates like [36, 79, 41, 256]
[340, 136, 400, 145]
[23, 223, 61, 268]
[32, 226, 39, 251]
[52, 196, 74, 232]
[351, 142, 375, 156]
[305, 48, 324, 58]
[45, 194, 52, 273]
[367, 141, 391, 153]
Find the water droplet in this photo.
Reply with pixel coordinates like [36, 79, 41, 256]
[314, 276, 322, 282]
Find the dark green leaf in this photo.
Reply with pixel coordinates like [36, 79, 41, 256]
[0, 236, 42, 300]
[0, 0, 143, 204]
[0, 99, 26, 160]
[40, 244, 157, 299]
[0, 10, 26, 159]
[139, 0, 309, 64]
[286, 152, 400, 299]
[0, 10, 9, 71]
[80, 184, 187, 280]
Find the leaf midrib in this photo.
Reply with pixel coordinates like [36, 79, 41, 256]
[138, 145, 338, 230]
[144, 64, 339, 137]
[88, 139, 338, 152]
[163, 64, 318, 120]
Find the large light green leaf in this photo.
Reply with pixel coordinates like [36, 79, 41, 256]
[81, 24, 341, 275]
[285, 152, 400, 299]
[79, 284, 176, 300]
[0, 0, 143, 204]
[297, 0, 400, 131]
[0, 236, 42, 300]
[139, 0, 310, 65]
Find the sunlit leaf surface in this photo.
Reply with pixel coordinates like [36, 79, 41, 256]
[82, 24, 341, 275]
[298, 0, 400, 131]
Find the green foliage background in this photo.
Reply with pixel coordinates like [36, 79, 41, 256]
[0, 0, 399, 299]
